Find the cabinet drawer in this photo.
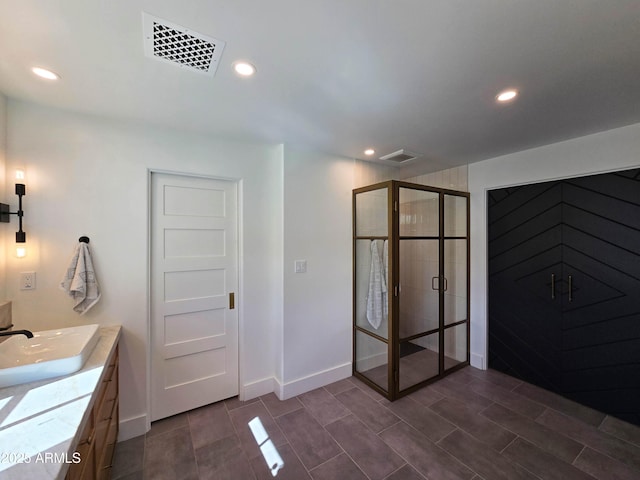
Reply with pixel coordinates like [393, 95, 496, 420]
[100, 406, 119, 473]
[97, 366, 118, 421]
[95, 375, 118, 458]
[106, 405, 119, 449]
[103, 350, 117, 378]
[67, 340, 119, 480]
[97, 406, 118, 479]
[66, 443, 95, 480]
[101, 347, 118, 389]
[97, 464, 112, 480]
[66, 410, 95, 480]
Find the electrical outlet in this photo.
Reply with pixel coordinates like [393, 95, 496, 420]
[294, 260, 307, 273]
[20, 272, 36, 290]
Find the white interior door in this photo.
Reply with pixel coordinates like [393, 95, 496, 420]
[151, 172, 238, 421]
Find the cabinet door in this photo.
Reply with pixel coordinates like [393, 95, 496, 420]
[488, 181, 563, 391]
[560, 170, 640, 424]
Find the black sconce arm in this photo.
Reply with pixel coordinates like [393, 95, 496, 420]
[0, 182, 26, 242]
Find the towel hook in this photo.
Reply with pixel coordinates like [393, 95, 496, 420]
[79, 236, 90, 244]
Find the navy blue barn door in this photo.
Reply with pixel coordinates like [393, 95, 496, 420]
[488, 168, 640, 426]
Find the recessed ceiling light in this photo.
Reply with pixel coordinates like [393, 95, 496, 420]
[496, 89, 518, 102]
[233, 61, 256, 77]
[364, 149, 375, 156]
[31, 67, 60, 80]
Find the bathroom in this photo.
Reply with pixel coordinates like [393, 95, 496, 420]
[0, 2, 640, 478]
[2, 97, 640, 478]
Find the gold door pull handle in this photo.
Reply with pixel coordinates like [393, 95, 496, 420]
[229, 292, 235, 310]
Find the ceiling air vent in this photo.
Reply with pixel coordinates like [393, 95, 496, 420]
[378, 149, 420, 165]
[143, 13, 226, 76]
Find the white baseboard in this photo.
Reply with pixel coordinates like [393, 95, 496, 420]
[470, 352, 485, 370]
[276, 362, 352, 400]
[241, 376, 276, 401]
[118, 414, 148, 441]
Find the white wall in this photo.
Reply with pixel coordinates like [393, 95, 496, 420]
[5, 100, 284, 439]
[468, 122, 640, 369]
[0, 93, 6, 300]
[279, 146, 354, 397]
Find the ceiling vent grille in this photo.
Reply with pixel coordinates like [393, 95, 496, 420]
[143, 13, 226, 76]
[378, 149, 420, 165]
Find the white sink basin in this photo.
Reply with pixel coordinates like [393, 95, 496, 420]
[0, 324, 100, 388]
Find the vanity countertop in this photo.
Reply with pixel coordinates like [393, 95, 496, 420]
[0, 325, 121, 480]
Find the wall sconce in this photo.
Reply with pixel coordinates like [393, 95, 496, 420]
[1, 169, 27, 243]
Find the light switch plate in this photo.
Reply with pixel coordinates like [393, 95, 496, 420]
[294, 260, 307, 273]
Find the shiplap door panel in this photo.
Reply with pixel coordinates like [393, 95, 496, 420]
[559, 170, 640, 424]
[488, 181, 564, 391]
[488, 168, 640, 426]
[151, 172, 238, 421]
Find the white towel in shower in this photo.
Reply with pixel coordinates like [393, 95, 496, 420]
[60, 242, 101, 315]
[366, 240, 386, 329]
[382, 239, 388, 322]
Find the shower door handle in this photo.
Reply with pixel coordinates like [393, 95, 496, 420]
[568, 275, 573, 302]
[431, 276, 447, 291]
[551, 273, 555, 300]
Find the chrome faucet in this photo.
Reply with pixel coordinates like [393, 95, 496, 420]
[0, 330, 33, 339]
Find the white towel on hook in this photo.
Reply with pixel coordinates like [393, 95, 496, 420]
[366, 240, 385, 329]
[382, 239, 388, 321]
[60, 242, 101, 315]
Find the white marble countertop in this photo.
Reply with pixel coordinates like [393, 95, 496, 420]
[0, 325, 121, 480]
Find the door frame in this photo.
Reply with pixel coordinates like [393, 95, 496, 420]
[146, 168, 245, 431]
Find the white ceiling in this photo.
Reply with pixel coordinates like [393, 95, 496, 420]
[1, 1, 639, 170]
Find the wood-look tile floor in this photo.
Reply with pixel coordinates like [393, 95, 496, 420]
[111, 367, 640, 480]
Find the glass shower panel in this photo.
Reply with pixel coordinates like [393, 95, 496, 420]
[399, 239, 439, 338]
[399, 188, 439, 237]
[356, 187, 388, 237]
[444, 239, 468, 325]
[444, 194, 467, 237]
[355, 239, 389, 339]
[443, 323, 467, 370]
[399, 332, 439, 391]
[355, 330, 388, 391]
[354, 181, 469, 401]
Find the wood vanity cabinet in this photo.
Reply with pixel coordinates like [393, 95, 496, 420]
[66, 345, 119, 480]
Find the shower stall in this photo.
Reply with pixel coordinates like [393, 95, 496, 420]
[353, 180, 470, 400]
